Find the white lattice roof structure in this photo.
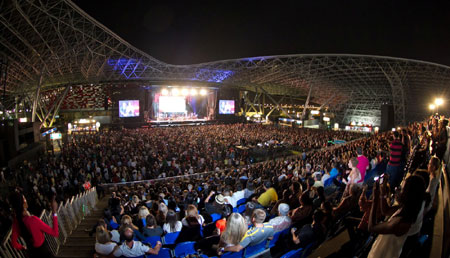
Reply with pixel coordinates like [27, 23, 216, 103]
[1, 0, 450, 125]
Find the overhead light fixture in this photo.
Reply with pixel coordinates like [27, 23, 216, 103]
[181, 88, 189, 96]
[161, 89, 169, 95]
[172, 88, 180, 96]
[200, 89, 207, 96]
[190, 89, 198, 96]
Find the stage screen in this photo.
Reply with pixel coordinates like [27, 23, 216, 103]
[219, 100, 235, 114]
[119, 100, 140, 117]
[159, 96, 186, 113]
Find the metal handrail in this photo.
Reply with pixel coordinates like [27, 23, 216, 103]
[0, 187, 98, 257]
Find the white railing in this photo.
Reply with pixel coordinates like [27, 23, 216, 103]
[0, 187, 98, 257]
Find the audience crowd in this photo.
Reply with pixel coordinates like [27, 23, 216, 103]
[4, 116, 449, 258]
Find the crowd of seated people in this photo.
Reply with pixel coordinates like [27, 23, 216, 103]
[86, 116, 448, 258]
[0, 124, 362, 239]
[4, 116, 448, 257]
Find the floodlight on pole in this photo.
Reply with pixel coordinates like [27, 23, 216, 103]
[435, 98, 444, 106]
[429, 104, 436, 110]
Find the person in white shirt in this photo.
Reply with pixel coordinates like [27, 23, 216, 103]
[113, 226, 161, 257]
[163, 210, 183, 233]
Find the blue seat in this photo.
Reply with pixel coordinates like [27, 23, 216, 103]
[110, 219, 119, 229]
[221, 249, 244, 258]
[211, 213, 222, 222]
[148, 247, 172, 258]
[236, 198, 247, 206]
[233, 207, 238, 213]
[301, 242, 315, 258]
[244, 240, 268, 258]
[281, 248, 303, 258]
[174, 241, 197, 258]
[163, 231, 180, 245]
[237, 205, 246, 214]
[143, 236, 162, 248]
[268, 230, 282, 248]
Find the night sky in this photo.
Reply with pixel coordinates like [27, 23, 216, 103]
[74, 0, 450, 66]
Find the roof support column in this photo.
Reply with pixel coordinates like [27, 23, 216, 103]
[257, 85, 292, 119]
[31, 72, 43, 122]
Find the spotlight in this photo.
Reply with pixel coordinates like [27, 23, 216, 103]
[161, 89, 169, 95]
[435, 98, 444, 106]
[181, 88, 189, 96]
[200, 89, 207, 96]
[429, 104, 436, 110]
[190, 89, 198, 96]
[172, 88, 179, 96]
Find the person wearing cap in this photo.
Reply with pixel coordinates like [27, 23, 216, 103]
[257, 181, 278, 207]
[204, 190, 225, 215]
[268, 203, 292, 232]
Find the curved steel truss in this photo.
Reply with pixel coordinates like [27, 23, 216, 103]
[1, 0, 450, 126]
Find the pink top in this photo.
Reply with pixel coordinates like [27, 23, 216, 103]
[12, 215, 59, 249]
[357, 155, 369, 183]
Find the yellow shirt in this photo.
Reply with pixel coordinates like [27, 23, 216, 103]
[257, 188, 278, 207]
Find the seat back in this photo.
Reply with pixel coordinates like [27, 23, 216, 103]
[238, 205, 246, 214]
[147, 247, 172, 258]
[268, 230, 282, 248]
[280, 248, 303, 258]
[174, 241, 196, 258]
[236, 198, 247, 206]
[211, 213, 222, 222]
[164, 231, 180, 245]
[301, 242, 315, 258]
[144, 236, 162, 248]
[222, 249, 244, 258]
[244, 240, 268, 258]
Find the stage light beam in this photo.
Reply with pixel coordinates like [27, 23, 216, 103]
[200, 89, 207, 96]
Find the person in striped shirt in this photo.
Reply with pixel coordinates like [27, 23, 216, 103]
[386, 131, 404, 189]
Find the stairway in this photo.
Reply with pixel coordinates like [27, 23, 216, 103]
[57, 196, 109, 258]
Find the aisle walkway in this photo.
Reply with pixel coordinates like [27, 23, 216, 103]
[57, 196, 109, 258]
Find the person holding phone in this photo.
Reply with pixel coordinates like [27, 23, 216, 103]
[10, 191, 59, 257]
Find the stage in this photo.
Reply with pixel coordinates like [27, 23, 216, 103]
[145, 118, 215, 127]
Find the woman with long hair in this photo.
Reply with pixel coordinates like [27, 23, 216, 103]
[118, 215, 145, 241]
[220, 213, 247, 247]
[10, 191, 59, 257]
[367, 175, 426, 258]
[163, 209, 182, 233]
[181, 204, 205, 226]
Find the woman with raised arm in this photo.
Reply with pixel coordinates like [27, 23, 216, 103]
[10, 191, 59, 257]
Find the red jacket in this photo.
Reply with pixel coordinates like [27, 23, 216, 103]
[11, 214, 58, 249]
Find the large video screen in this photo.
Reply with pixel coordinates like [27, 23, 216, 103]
[159, 96, 186, 113]
[219, 100, 235, 114]
[119, 100, 140, 117]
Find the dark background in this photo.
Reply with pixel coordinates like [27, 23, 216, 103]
[74, 0, 450, 66]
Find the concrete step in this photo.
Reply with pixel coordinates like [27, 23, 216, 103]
[58, 248, 95, 258]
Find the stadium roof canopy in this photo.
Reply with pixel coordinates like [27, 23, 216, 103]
[1, 0, 450, 125]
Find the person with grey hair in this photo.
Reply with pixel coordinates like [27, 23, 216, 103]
[220, 209, 274, 254]
[269, 203, 292, 232]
